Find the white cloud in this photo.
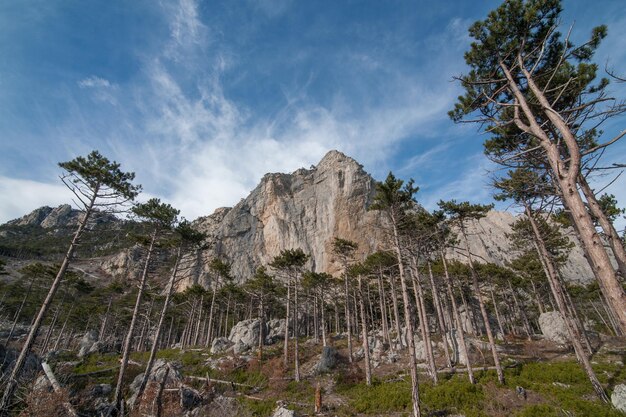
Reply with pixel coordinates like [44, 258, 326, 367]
[77, 76, 111, 89]
[0, 176, 74, 223]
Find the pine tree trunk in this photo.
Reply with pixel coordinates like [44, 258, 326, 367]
[344, 265, 353, 363]
[377, 268, 390, 346]
[460, 225, 504, 384]
[490, 289, 505, 339]
[525, 205, 609, 402]
[205, 278, 219, 347]
[0, 190, 98, 413]
[358, 275, 372, 385]
[391, 213, 421, 417]
[579, 175, 626, 279]
[5, 277, 35, 345]
[113, 228, 157, 412]
[132, 246, 181, 409]
[294, 276, 300, 382]
[320, 294, 327, 347]
[284, 284, 290, 368]
[409, 260, 437, 384]
[99, 297, 113, 341]
[388, 268, 403, 349]
[441, 251, 474, 383]
[428, 262, 452, 368]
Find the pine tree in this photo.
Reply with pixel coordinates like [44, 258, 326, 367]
[450, 0, 626, 332]
[0, 151, 140, 414]
[370, 172, 422, 417]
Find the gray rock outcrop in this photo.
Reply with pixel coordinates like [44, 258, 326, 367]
[611, 384, 626, 413]
[77, 330, 99, 358]
[211, 337, 233, 354]
[317, 346, 339, 373]
[228, 319, 266, 354]
[272, 406, 298, 417]
[539, 311, 570, 345]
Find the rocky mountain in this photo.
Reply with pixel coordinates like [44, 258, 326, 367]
[184, 150, 389, 288]
[178, 150, 595, 288]
[0, 150, 597, 287]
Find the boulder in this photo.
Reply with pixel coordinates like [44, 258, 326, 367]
[180, 385, 203, 410]
[317, 346, 338, 373]
[127, 359, 181, 406]
[539, 311, 569, 345]
[611, 384, 626, 413]
[91, 384, 112, 397]
[272, 406, 297, 417]
[266, 319, 287, 344]
[211, 337, 233, 354]
[229, 319, 267, 354]
[78, 330, 99, 358]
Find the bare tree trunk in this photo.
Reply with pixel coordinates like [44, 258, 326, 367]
[294, 277, 301, 382]
[284, 285, 290, 368]
[377, 268, 390, 346]
[490, 289, 505, 339]
[99, 297, 113, 341]
[320, 294, 327, 347]
[460, 224, 504, 384]
[525, 205, 609, 402]
[132, 247, 181, 409]
[357, 275, 372, 385]
[113, 229, 157, 412]
[343, 266, 353, 363]
[409, 260, 437, 384]
[579, 175, 626, 279]
[5, 277, 35, 345]
[428, 262, 452, 368]
[508, 280, 532, 338]
[441, 252, 474, 383]
[53, 306, 74, 351]
[530, 280, 544, 314]
[390, 214, 421, 417]
[388, 270, 403, 349]
[0, 191, 97, 413]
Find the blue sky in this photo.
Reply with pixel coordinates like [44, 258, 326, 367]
[1, 0, 625, 227]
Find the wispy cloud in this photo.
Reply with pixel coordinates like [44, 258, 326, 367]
[77, 76, 112, 89]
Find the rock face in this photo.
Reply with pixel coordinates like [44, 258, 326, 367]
[183, 151, 387, 287]
[539, 311, 570, 345]
[7, 204, 119, 230]
[173, 150, 595, 288]
[611, 384, 626, 413]
[449, 210, 596, 285]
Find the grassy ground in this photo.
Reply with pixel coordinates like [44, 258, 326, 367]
[41, 336, 626, 417]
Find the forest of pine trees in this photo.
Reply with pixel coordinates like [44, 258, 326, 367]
[0, 1, 625, 416]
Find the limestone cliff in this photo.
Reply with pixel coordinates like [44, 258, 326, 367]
[182, 150, 388, 288]
[179, 150, 595, 288]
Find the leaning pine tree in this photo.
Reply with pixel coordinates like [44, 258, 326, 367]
[449, 0, 626, 332]
[0, 151, 140, 414]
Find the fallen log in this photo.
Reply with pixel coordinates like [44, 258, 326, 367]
[41, 362, 79, 417]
